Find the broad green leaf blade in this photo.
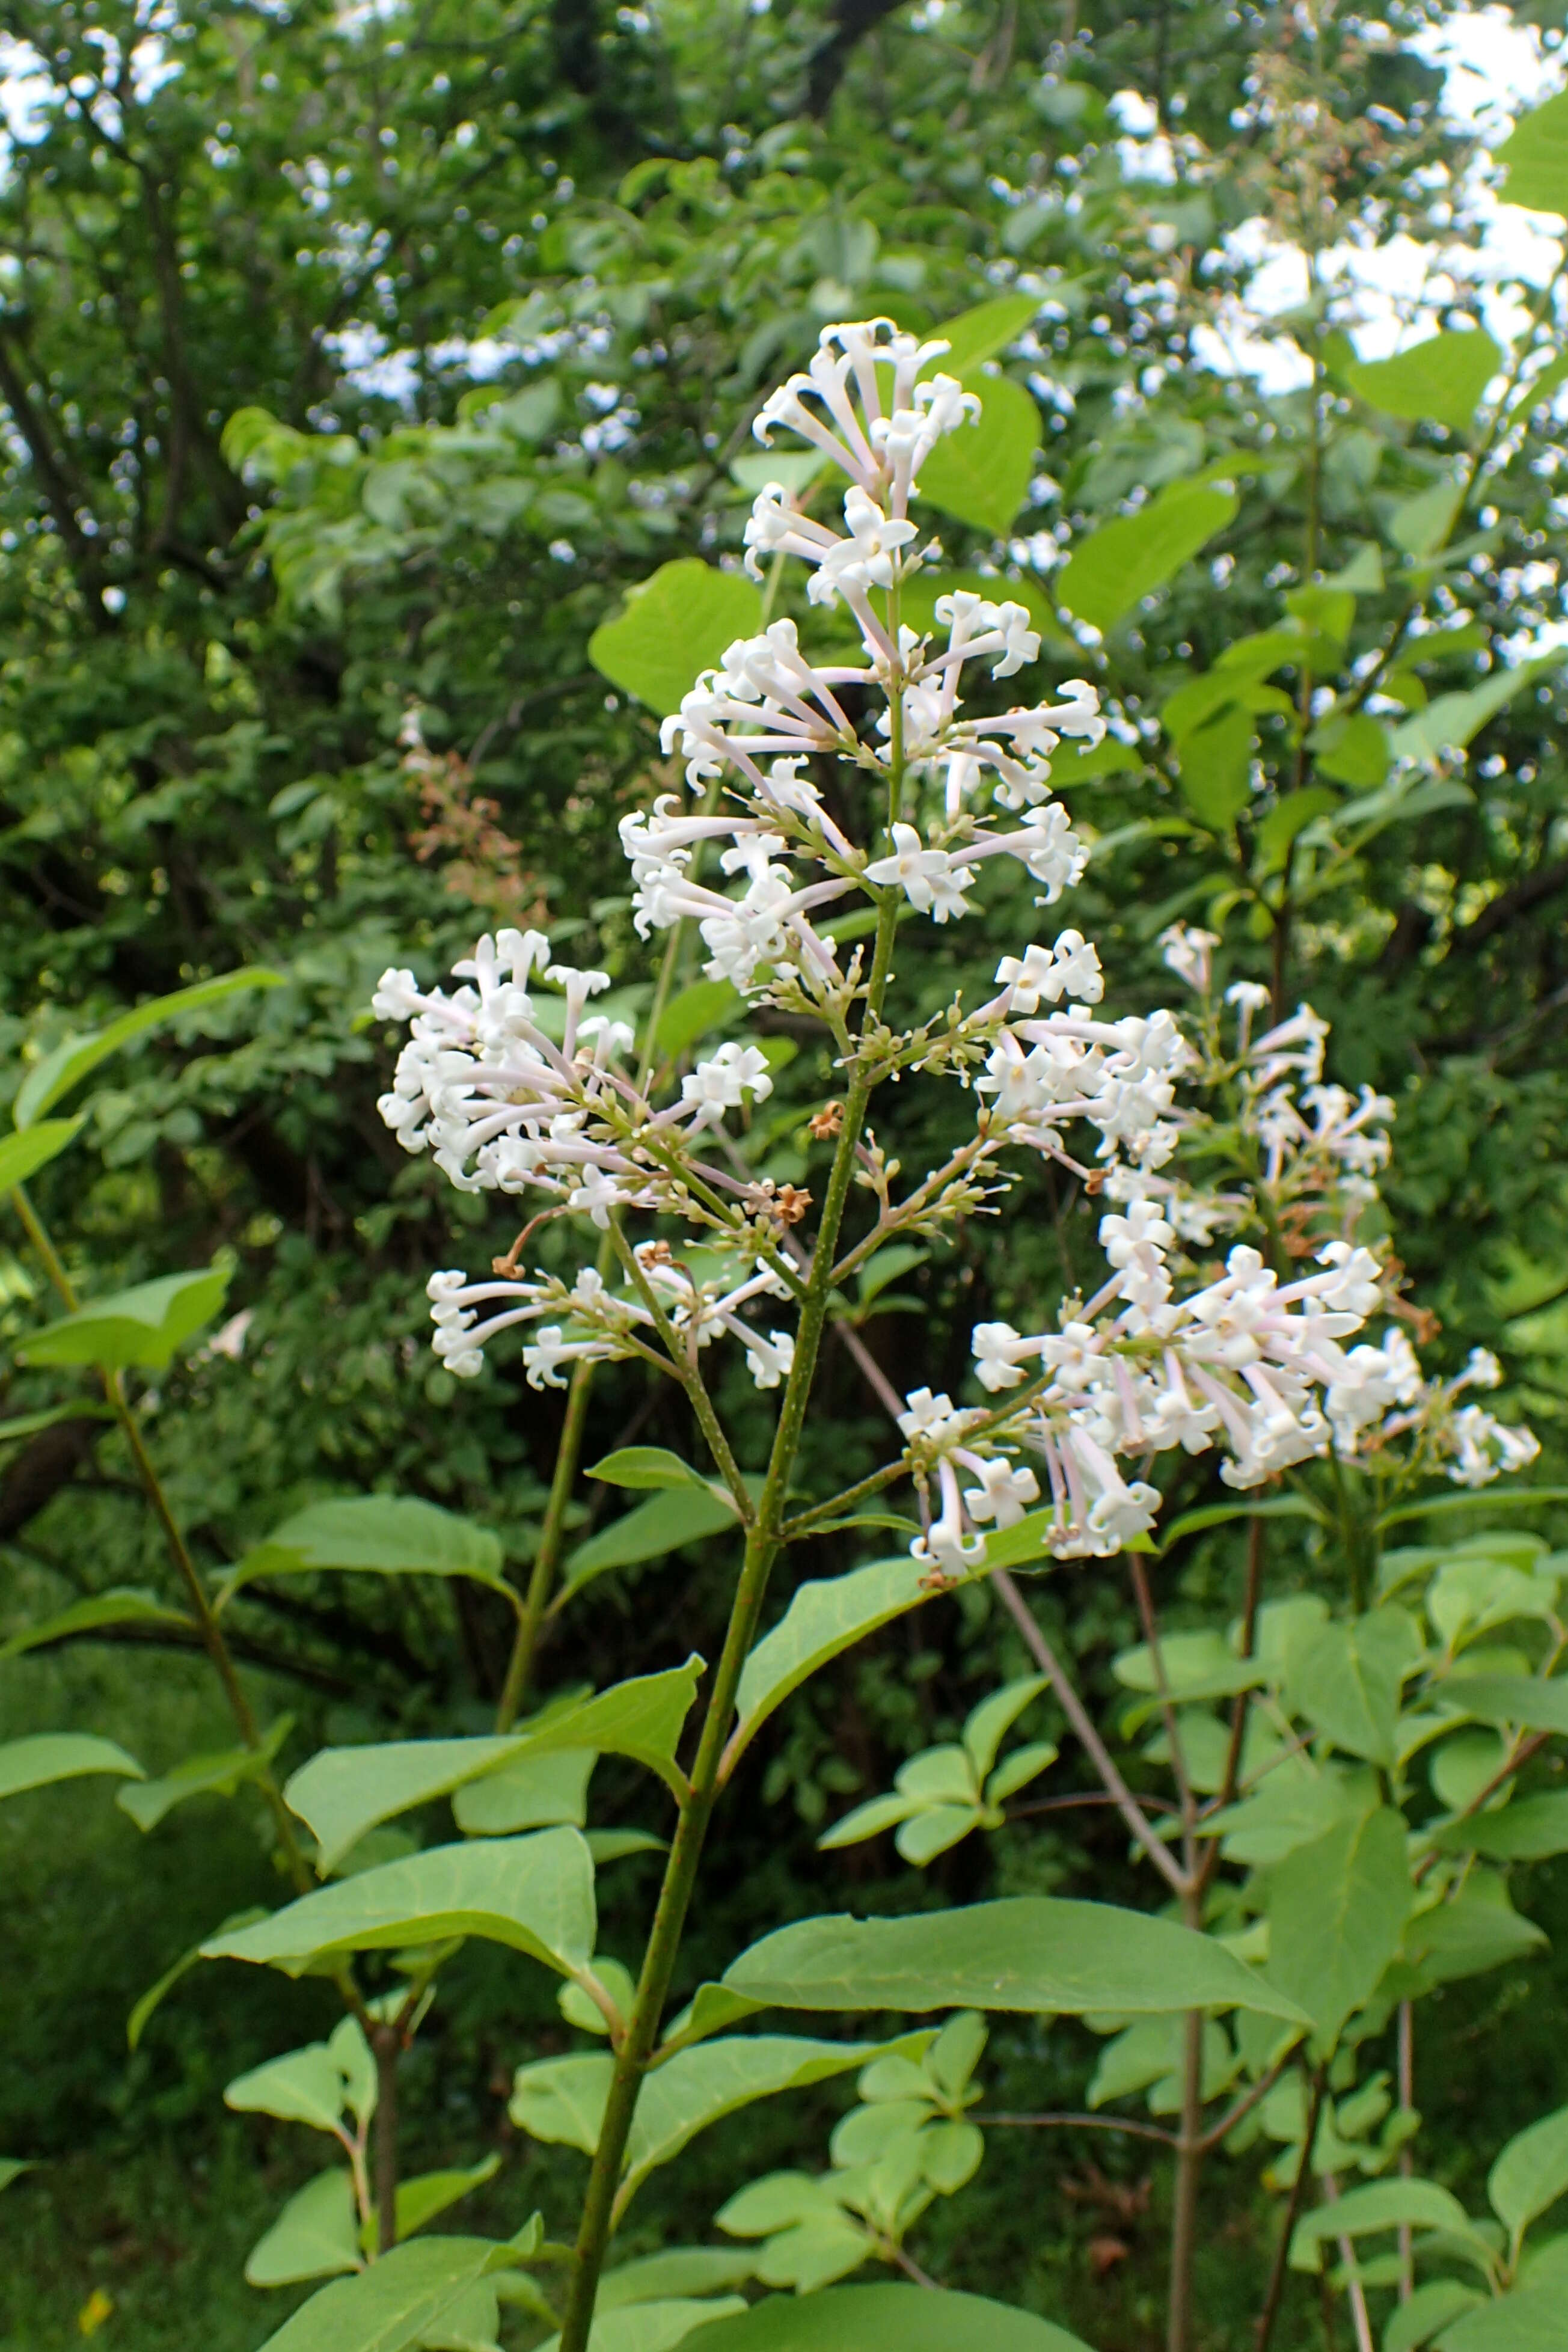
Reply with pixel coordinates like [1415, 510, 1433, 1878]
[420, 2280, 503, 2352]
[1438, 1792, 1568, 1861]
[510, 2051, 614, 2152]
[1495, 88, 1568, 215]
[563, 1486, 740, 1588]
[289, 1736, 528, 1872]
[539, 2300, 750, 2352]
[118, 1715, 292, 1831]
[1286, 1611, 1418, 1766]
[729, 1558, 933, 1770]
[621, 2034, 926, 2209]
[916, 373, 1040, 535]
[1378, 1489, 1568, 1534]
[586, 1448, 708, 1492]
[0, 1733, 144, 1802]
[127, 1906, 268, 2050]
[682, 2282, 1094, 2352]
[1266, 1805, 1410, 2045]
[0, 1588, 193, 1661]
[597, 2250, 759, 2310]
[1157, 1496, 1325, 1551]
[0, 1118, 85, 1190]
[203, 1830, 596, 1977]
[253, 2236, 513, 2352]
[1436, 2289, 1563, 2350]
[387, 2156, 501, 2247]
[1439, 1676, 1568, 1738]
[1057, 480, 1238, 632]
[1203, 1761, 1376, 1870]
[453, 1748, 595, 1837]
[650, 978, 746, 1064]
[928, 295, 1040, 379]
[721, 1897, 1309, 2024]
[0, 2161, 33, 2193]
[18, 1266, 232, 1372]
[288, 1660, 701, 1866]
[818, 1793, 921, 1851]
[897, 571, 1071, 651]
[1287, 2178, 1471, 2271]
[246, 2169, 363, 2286]
[1489, 2105, 1568, 2243]
[1346, 329, 1502, 434]
[896, 1805, 980, 1865]
[963, 1676, 1048, 1782]
[1391, 660, 1558, 764]
[227, 2043, 352, 2133]
[986, 1741, 1059, 1805]
[225, 1496, 510, 1606]
[589, 560, 763, 718]
[1397, 1885, 1546, 1990]
[1386, 2283, 1483, 2352]
[0, 1403, 115, 1450]
[13, 969, 283, 1129]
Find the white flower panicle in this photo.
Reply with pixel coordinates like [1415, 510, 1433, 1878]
[369, 328, 1537, 1566]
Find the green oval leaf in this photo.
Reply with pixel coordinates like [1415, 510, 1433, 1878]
[926, 295, 1040, 381]
[586, 1448, 708, 1492]
[117, 1715, 293, 1832]
[1495, 88, 1568, 216]
[682, 2283, 1093, 2352]
[589, 560, 763, 718]
[1288, 2178, 1472, 2271]
[0, 1732, 144, 1801]
[287, 1658, 702, 1868]
[721, 1897, 1310, 2024]
[1266, 1805, 1411, 2045]
[1058, 480, 1237, 634]
[915, 373, 1040, 536]
[14, 969, 284, 1129]
[246, 2169, 362, 2288]
[1489, 2104, 1568, 2243]
[202, 1829, 596, 1977]
[563, 1486, 741, 1589]
[0, 1118, 85, 1190]
[1347, 328, 1502, 435]
[728, 1558, 936, 1772]
[0, 1588, 193, 1661]
[17, 1266, 233, 1372]
[253, 2234, 528, 2352]
[224, 1495, 509, 1606]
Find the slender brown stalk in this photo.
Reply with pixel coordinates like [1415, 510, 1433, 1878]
[978, 2111, 1177, 2149]
[1168, 2000, 1205, 2352]
[990, 1569, 1189, 1899]
[1320, 2173, 1374, 2352]
[1255, 2068, 1327, 2352]
[373, 2023, 400, 2255]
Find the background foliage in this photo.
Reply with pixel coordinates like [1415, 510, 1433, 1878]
[2, 1, 1568, 2346]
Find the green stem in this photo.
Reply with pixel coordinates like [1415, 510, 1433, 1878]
[555, 894, 902, 2352]
[495, 1350, 598, 1731]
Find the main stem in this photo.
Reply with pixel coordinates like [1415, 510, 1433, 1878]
[373, 2024, 400, 2255]
[555, 895, 901, 2352]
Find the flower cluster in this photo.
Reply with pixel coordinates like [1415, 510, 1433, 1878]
[369, 322, 1537, 1566]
